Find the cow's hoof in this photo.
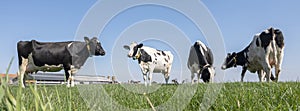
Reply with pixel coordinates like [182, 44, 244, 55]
[66, 84, 70, 88]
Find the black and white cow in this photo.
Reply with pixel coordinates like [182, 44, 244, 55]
[123, 42, 173, 86]
[17, 37, 105, 87]
[221, 27, 284, 82]
[187, 41, 215, 83]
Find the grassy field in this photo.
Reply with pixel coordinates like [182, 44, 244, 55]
[1, 82, 300, 111]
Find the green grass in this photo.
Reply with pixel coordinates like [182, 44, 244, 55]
[1, 82, 300, 111]
[1, 58, 299, 110]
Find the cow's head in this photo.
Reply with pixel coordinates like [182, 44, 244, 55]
[201, 65, 215, 83]
[84, 37, 105, 56]
[221, 52, 237, 70]
[123, 42, 143, 60]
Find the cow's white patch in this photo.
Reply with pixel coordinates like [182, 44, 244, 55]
[196, 40, 208, 51]
[264, 29, 269, 33]
[189, 63, 201, 74]
[67, 42, 73, 48]
[70, 65, 78, 74]
[18, 56, 29, 88]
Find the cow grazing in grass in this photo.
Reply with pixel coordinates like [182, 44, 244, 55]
[124, 42, 174, 86]
[17, 37, 105, 88]
[221, 27, 284, 82]
[187, 40, 215, 83]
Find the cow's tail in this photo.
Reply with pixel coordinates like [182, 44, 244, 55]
[270, 27, 278, 65]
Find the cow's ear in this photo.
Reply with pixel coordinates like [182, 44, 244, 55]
[123, 45, 130, 50]
[227, 53, 231, 56]
[137, 43, 143, 48]
[84, 37, 90, 43]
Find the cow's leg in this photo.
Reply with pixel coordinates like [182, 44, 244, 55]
[164, 65, 171, 84]
[257, 70, 265, 82]
[275, 67, 280, 82]
[148, 72, 153, 86]
[275, 50, 284, 82]
[164, 73, 170, 84]
[262, 53, 272, 82]
[18, 70, 26, 88]
[191, 71, 195, 84]
[69, 71, 75, 87]
[66, 70, 71, 87]
[262, 63, 272, 82]
[148, 64, 156, 86]
[69, 66, 78, 87]
[64, 66, 71, 87]
[140, 63, 149, 86]
[18, 57, 28, 88]
[143, 73, 147, 86]
[241, 67, 247, 82]
[197, 72, 201, 84]
[265, 68, 272, 82]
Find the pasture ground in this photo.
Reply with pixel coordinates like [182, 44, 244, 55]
[1, 82, 300, 110]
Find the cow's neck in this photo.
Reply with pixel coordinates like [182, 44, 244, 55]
[73, 44, 91, 68]
[236, 49, 249, 66]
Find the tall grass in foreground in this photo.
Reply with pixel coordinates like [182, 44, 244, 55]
[1, 57, 300, 110]
[0, 58, 88, 111]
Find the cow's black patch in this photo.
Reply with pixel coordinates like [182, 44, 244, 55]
[275, 29, 284, 48]
[164, 58, 168, 63]
[132, 46, 139, 57]
[161, 51, 166, 56]
[156, 50, 166, 56]
[132, 43, 143, 58]
[235, 45, 250, 66]
[201, 68, 210, 83]
[259, 28, 274, 50]
[256, 38, 260, 47]
[138, 49, 152, 64]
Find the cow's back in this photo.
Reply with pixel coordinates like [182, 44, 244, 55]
[141, 47, 173, 73]
[187, 42, 213, 67]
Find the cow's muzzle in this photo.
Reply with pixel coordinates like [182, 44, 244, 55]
[100, 51, 105, 56]
[221, 65, 227, 70]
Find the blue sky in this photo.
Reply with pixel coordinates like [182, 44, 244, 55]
[1, 0, 299, 82]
